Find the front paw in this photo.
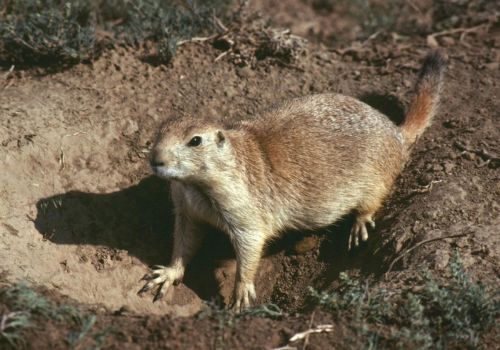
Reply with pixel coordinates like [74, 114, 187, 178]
[138, 265, 183, 302]
[230, 281, 256, 312]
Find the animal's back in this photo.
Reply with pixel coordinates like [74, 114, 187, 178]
[240, 94, 406, 232]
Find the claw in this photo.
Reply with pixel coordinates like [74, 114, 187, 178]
[138, 282, 153, 295]
[153, 286, 165, 303]
[234, 300, 241, 313]
[368, 219, 375, 229]
[360, 224, 368, 241]
[140, 274, 152, 282]
[231, 282, 255, 313]
[137, 265, 184, 302]
[349, 216, 376, 250]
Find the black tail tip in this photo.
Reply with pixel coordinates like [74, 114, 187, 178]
[421, 50, 447, 77]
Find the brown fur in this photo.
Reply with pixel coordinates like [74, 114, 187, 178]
[403, 51, 446, 143]
[139, 51, 446, 310]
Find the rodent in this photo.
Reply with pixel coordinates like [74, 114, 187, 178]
[139, 51, 446, 311]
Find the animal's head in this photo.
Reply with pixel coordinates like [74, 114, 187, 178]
[150, 118, 229, 182]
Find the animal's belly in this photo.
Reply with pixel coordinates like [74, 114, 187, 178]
[283, 188, 363, 231]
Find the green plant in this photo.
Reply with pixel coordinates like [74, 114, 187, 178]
[0, 282, 104, 348]
[395, 293, 434, 349]
[309, 272, 392, 323]
[415, 255, 500, 348]
[0, 0, 232, 66]
[67, 314, 96, 347]
[310, 254, 499, 349]
[342, 0, 399, 37]
[241, 303, 283, 319]
[2, 283, 83, 322]
[197, 301, 284, 350]
[0, 311, 30, 347]
[0, 1, 97, 64]
[102, 0, 225, 62]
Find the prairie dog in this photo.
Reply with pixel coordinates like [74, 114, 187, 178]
[139, 52, 446, 310]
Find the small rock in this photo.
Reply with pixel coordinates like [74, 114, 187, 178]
[426, 35, 439, 48]
[237, 67, 254, 79]
[418, 172, 434, 185]
[224, 86, 238, 98]
[442, 119, 458, 128]
[423, 209, 440, 220]
[484, 62, 499, 70]
[114, 305, 132, 315]
[122, 120, 139, 136]
[432, 163, 443, 172]
[462, 152, 476, 161]
[443, 161, 455, 174]
[434, 249, 449, 270]
[426, 229, 444, 240]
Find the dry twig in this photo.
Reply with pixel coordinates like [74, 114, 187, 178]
[3, 65, 14, 79]
[386, 233, 468, 275]
[289, 325, 334, 342]
[214, 50, 231, 62]
[409, 180, 443, 194]
[426, 23, 490, 46]
[177, 34, 220, 46]
[302, 310, 316, 350]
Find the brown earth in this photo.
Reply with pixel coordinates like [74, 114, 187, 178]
[0, 0, 499, 349]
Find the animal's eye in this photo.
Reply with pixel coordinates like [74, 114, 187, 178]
[187, 136, 202, 147]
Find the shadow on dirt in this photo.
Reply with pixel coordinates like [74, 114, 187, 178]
[359, 92, 406, 125]
[34, 176, 238, 302]
[314, 215, 388, 288]
[35, 176, 173, 266]
[34, 175, 395, 307]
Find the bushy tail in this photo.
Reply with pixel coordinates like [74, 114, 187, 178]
[402, 51, 446, 145]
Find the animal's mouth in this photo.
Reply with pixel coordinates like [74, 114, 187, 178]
[151, 165, 181, 180]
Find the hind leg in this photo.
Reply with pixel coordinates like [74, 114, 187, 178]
[348, 197, 383, 250]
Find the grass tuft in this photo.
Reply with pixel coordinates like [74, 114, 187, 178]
[0, 282, 106, 349]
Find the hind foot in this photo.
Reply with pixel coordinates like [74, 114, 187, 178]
[138, 265, 184, 302]
[349, 215, 375, 250]
[230, 281, 256, 313]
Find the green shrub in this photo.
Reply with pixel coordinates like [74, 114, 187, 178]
[0, 0, 231, 66]
[309, 272, 392, 324]
[310, 255, 500, 349]
[0, 1, 96, 64]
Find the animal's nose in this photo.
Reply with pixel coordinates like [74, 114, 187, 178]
[150, 159, 165, 167]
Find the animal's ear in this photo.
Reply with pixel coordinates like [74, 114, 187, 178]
[216, 130, 225, 147]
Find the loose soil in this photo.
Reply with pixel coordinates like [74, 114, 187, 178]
[1, 0, 498, 348]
